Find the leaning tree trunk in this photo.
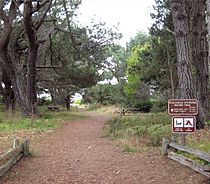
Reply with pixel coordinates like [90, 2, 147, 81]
[190, 0, 209, 129]
[0, 50, 32, 116]
[0, 0, 34, 116]
[170, 0, 195, 99]
[0, 0, 52, 117]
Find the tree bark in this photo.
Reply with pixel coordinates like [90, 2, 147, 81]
[190, 0, 208, 129]
[207, 0, 210, 67]
[24, 0, 39, 116]
[0, 50, 32, 116]
[170, 0, 195, 99]
[191, 1, 208, 108]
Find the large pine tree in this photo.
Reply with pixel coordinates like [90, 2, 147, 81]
[170, 0, 208, 129]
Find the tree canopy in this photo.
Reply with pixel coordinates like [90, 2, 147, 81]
[0, 0, 121, 115]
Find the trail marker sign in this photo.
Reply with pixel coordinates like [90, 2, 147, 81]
[172, 116, 196, 133]
[168, 99, 198, 115]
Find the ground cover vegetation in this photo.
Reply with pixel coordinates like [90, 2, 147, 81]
[0, 107, 85, 132]
[106, 113, 210, 154]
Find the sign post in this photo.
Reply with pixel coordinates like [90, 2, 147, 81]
[168, 99, 198, 145]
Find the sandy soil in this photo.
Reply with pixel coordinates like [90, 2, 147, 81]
[0, 112, 209, 184]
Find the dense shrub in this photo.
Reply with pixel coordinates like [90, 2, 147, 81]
[37, 97, 52, 106]
[150, 100, 167, 113]
[132, 100, 153, 112]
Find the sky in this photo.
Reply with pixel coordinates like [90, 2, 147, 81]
[76, 0, 155, 46]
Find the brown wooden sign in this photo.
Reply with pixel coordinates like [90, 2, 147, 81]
[168, 99, 198, 115]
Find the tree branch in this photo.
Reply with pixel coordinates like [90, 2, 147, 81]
[0, 0, 19, 49]
[23, 64, 62, 69]
[0, 1, 8, 22]
[36, 0, 53, 30]
[165, 27, 175, 35]
[32, 0, 50, 13]
[24, 0, 37, 48]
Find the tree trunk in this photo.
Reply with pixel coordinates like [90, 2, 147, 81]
[24, 0, 38, 116]
[64, 95, 71, 111]
[0, 0, 52, 117]
[190, 0, 208, 129]
[170, 0, 198, 143]
[26, 47, 38, 115]
[51, 94, 55, 105]
[1, 69, 15, 112]
[171, 0, 208, 129]
[0, 51, 32, 116]
[0, 0, 35, 117]
[207, 0, 210, 68]
[170, 0, 195, 99]
[191, 0, 209, 109]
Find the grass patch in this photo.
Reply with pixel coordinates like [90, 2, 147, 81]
[106, 113, 172, 150]
[0, 107, 87, 156]
[176, 150, 210, 166]
[187, 128, 210, 153]
[106, 113, 210, 154]
[86, 104, 121, 114]
[0, 110, 86, 132]
[85, 103, 102, 111]
[122, 143, 138, 153]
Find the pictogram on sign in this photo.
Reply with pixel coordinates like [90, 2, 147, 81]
[172, 116, 196, 133]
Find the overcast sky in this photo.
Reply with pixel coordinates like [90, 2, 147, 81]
[76, 0, 155, 46]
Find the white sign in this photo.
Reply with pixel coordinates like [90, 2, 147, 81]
[172, 116, 196, 133]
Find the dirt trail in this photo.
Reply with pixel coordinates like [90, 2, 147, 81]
[0, 113, 208, 184]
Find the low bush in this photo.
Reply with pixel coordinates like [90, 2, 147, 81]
[106, 113, 172, 147]
[147, 124, 171, 146]
[135, 101, 153, 112]
[37, 97, 52, 106]
[150, 100, 167, 113]
[187, 128, 210, 153]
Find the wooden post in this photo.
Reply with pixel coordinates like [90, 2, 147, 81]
[23, 139, 30, 157]
[180, 134, 187, 146]
[162, 138, 169, 156]
[172, 135, 177, 142]
[13, 139, 19, 149]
